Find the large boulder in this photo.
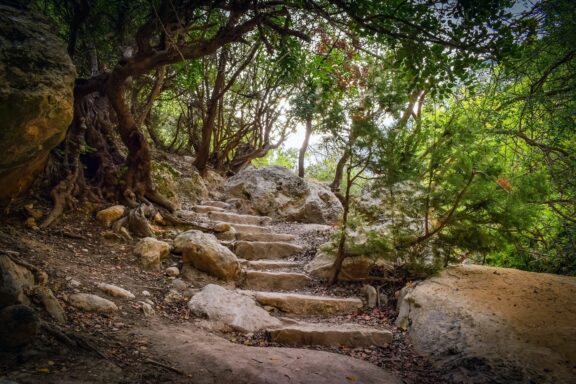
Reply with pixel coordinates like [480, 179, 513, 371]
[395, 265, 576, 384]
[187, 284, 282, 332]
[224, 166, 343, 224]
[174, 230, 240, 281]
[0, 5, 75, 200]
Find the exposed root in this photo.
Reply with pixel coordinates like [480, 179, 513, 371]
[128, 204, 154, 237]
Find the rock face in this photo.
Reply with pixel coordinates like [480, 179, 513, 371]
[225, 166, 343, 224]
[395, 265, 576, 384]
[0, 254, 36, 307]
[0, 5, 76, 200]
[174, 231, 240, 281]
[187, 284, 282, 332]
[133, 237, 171, 271]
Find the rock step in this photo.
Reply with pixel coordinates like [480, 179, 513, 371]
[244, 271, 311, 291]
[217, 222, 271, 234]
[234, 241, 303, 260]
[208, 211, 272, 226]
[268, 323, 393, 348]
[235, 232, 297, 242]
[255, 292, 363, 316]
[192, 205, 226, 214]
[201, 200, 232, 210]
[243, 260, 301, 271]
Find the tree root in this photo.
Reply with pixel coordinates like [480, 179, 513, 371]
[41, 322, 108, 359]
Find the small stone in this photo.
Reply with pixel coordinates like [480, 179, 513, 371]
[142, 290, 151, 297]
[164, 289, 184, 304]
[69, 279, 81, 288]
[68, 293, 118, 313]
[171, 278, 187, 291]
[140, 302, 155, 317]
[97, 283, 135, 300]
[165, 267, 180, 277]
[24, 217, 38, 230]
[362, 284, 378, 309]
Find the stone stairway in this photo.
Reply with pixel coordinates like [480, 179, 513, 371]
[188, 201, 393, 349]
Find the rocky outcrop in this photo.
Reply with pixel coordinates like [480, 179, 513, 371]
[188, 284, 281, 332]
[0, 5, 75, 200]
[224, 166, 343, 224]
[395, 265, 576, 384]
[174, 230, 240, 281]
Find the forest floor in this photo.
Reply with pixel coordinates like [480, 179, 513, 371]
[0, 204, 447, 384]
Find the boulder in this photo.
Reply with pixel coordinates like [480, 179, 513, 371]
[187, 284, 282, 332]
[395, 265, 576, 384]
[133, 237, 171, 271]
[0, 254, 36, 307]
[0, 5, 76, 200]
[95, 205, 126, 227]
[0, 304, 39, 351]
[224, 166, 343, 224]
[97, 283, 135, 300]
[67, 293, 118, 313]
[174, 230, 240, 281]
[304, 249, 390, 281]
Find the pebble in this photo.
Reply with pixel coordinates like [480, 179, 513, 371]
[165, 267, 180, 277]
[171, 278, 187, 291]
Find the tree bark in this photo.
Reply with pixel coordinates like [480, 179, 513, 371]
[298, 115, 313, 178]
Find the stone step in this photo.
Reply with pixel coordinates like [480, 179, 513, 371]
[244, 260, 301, 271]
[235, 232, 296, 242]
[268, 323, 393, 348]
[255, 292, 363, 316]
[208, 211, 272, 226]
[201, 200, 232, 210]
[234, 241, 303, 260]
[217, 222, 271, 234]
[192, 205, 225, 214]
[244, 271, 311, 291]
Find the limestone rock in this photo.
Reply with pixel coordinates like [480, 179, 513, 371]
[141, 302, 155, 317]
[174, 230, 240, 281]
[234, 241, 303, 260]
[171, 278, 187, 291]
[97, 283, 135, 300]
[244, 271, 311, 291]
[361, 284, 378, 308]
[395, 265, 576, 384]
[269, 323, 393, 348]
[95, 205, 126, 227]
[305, 249, 390, 281]
[133, 237, 170, 271]
[0, 5, 76, 200]
[165, 266, 180, 277]
[0, 305, 39, 351]
[225, 166, 343, 224]
[187, 284, 282, 332]
[245, 260, 301, 271]
[68, 293, 118, 313]
[0, 254, 36, 307]
[255, 292, 363, 316]
[207, 211, 272, 226]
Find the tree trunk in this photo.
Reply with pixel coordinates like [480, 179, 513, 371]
[194, 49, 228, 175]
[328, 165, 353, 285]
[106, 71, 174, 211]
[298, 115, 312, 178]
[330, 149, 350, 193]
